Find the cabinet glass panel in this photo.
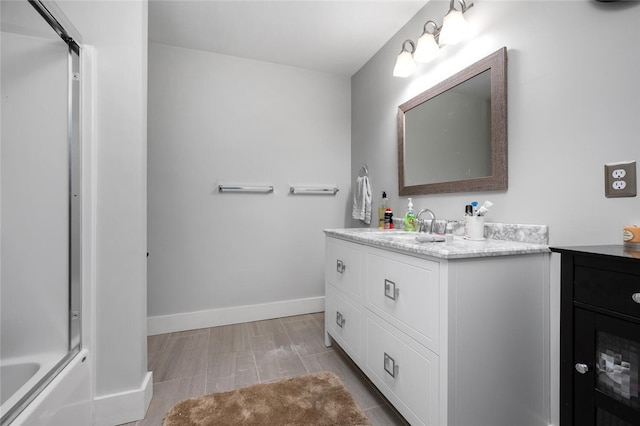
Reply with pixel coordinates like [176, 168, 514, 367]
[596, 331, 639, 410]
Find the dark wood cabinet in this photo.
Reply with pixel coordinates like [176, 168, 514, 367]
[552, 246, 640, 426]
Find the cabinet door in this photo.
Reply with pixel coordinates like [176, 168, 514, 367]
[325, 285, 363, 361]
[366, 251, 439, 351]
[574, 308, 640, 426]
[365, 313, 439, 426]
[325, 239, 363, 301]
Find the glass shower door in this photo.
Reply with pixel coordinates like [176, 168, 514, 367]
[1, 1, 82, 424]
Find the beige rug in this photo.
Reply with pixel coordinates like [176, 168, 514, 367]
[163, 371, 371, 426]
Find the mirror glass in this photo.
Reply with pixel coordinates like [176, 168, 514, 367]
[398, 47, 507, 195]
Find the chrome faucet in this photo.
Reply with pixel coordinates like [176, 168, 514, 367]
[416, 208, 436, 234]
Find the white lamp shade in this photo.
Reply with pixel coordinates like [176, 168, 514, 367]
[393, 50, 417, 77]
[439, 9, 468, 45]
[414, 32, 440, 63]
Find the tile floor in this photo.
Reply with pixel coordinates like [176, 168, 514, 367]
[120, 312, 408, 425]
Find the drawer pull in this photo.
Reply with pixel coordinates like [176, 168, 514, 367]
[575, 363, 589, 374]
[336, 259, 346, 274]
[384, 279, 399, 300]
[633, 293, 640, 304]
[336, 311, 346, 328]
[384, 352, 399, 378]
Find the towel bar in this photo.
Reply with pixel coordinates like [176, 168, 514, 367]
[218, 185, 274, 193]
[289, 187, 339, 195]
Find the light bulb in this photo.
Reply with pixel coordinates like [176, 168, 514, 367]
[414, 32, 440, 63]
[439, 8, 468, 45]
[393, 50, 417, 77]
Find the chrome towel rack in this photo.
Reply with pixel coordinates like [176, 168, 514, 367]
[289, 186, 339, 195]
[218, 185, 274, 193]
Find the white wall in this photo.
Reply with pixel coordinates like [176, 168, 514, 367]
[352, 0, 640, 246]
[57, 1, 150, 423]
[147, 43, 351, 331]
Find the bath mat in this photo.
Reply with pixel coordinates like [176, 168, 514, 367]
[163, 371, 371, 426]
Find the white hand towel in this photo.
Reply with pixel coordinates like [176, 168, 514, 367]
[352, 175, 372, 224]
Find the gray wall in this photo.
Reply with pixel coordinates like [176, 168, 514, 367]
[352, 0, 640, 245]
[147, 43, 351, 329]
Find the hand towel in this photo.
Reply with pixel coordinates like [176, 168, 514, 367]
[352, 175, 372, 225]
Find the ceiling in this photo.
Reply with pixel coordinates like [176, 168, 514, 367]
[148, 0, 429, 76]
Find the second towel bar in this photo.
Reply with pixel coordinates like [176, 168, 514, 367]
[289, 187, 339, 195]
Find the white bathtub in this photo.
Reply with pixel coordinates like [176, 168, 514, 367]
[1, 350, 90, 425]
[1, 352, 61, 422]
[0, 362, 39, 406]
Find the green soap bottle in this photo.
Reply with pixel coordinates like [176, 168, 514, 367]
[404, 198, 416, 232]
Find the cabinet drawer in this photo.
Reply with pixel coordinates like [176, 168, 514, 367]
[574, 266, 640, 319]
[326, 286, 363, 360]
[326, 239, 364, 300]
[366, 252, 439, 350]
[365, 314, 438, 426]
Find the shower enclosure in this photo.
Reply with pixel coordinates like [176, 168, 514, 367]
[1, 1, 82, 424]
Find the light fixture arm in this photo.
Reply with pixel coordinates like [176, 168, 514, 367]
[422, 20, 441, 42]
[399, 39, 416, 54]
[449, 0, 474, 14]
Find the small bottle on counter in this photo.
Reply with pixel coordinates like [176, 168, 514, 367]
[378, 192, 388, 229]
[445, 222, 454, 243]
[384, 207, 393, 229]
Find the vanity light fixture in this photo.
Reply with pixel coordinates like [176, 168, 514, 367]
[393, 0, 474, 77]
[393, 40, 418, 77]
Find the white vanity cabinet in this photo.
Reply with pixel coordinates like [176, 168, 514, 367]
[324, 232, 550, 426]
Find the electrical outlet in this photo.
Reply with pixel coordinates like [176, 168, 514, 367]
[612, 169, 627, 179]
[612, 180, 627, 190]
[605, 160, 637, 198]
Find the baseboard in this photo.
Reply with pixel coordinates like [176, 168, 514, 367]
[147, 296, 325, 336]
[93, 371, 153, 426]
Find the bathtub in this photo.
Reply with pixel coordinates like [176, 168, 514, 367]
[0, 350, 90, 425]
[1, 353, 59, 423]
[1, 363, 39, 406]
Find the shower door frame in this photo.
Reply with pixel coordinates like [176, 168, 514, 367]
[1, 1, 83, 424]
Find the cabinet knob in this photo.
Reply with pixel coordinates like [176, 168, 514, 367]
[632, 293, 640, 304]
[575, 363, 589, 374]
[336, 260, 346, 274]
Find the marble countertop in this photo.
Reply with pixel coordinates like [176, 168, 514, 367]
[324, 227, 550, 260]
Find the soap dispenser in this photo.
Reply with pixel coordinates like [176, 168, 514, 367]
[404, 198, 416, 232]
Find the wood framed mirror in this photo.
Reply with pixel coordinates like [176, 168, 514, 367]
[398, 47, 507, 195]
